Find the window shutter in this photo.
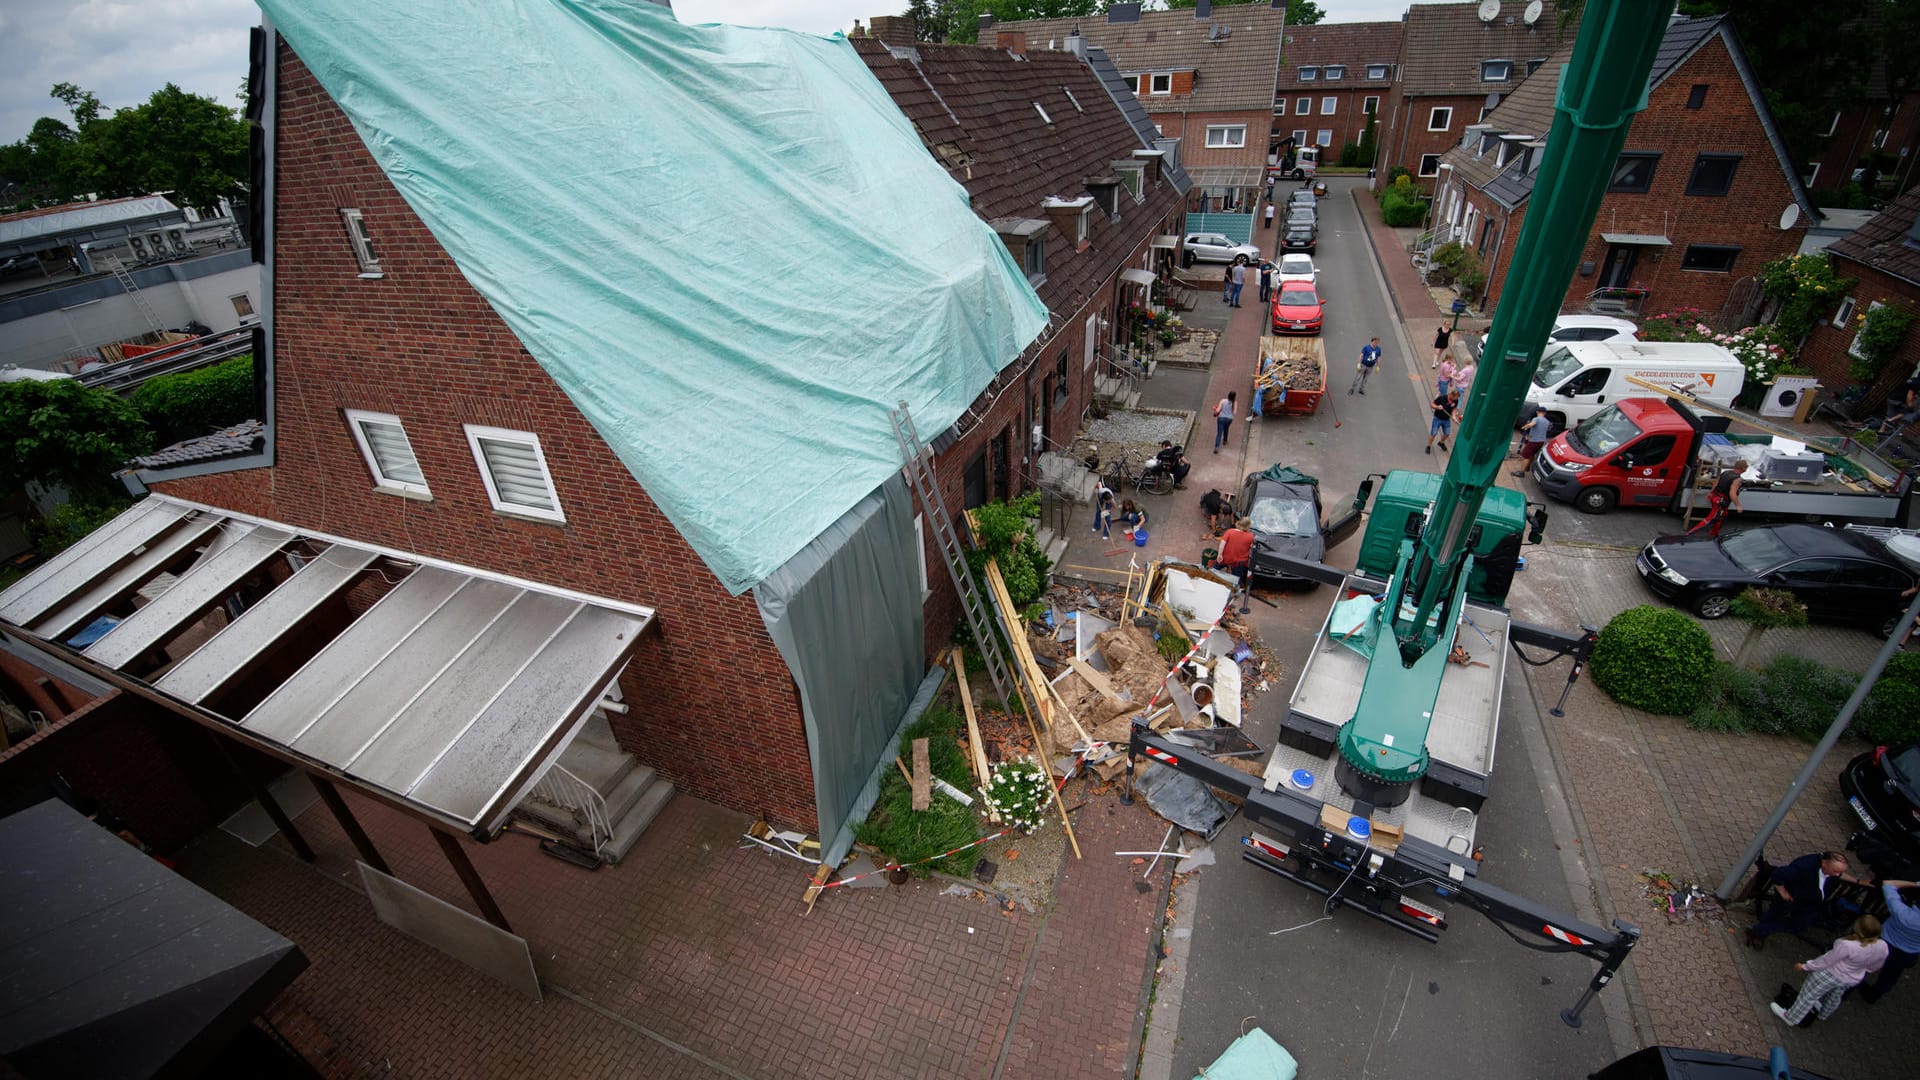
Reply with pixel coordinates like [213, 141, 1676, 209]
[477, 436, 558, 513]
[361, 420, 425, 486]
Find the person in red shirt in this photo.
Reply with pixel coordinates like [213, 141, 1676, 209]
[1218, 517, 1255, 583]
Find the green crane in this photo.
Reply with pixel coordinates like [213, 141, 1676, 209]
[1336, 0, 1678, 798]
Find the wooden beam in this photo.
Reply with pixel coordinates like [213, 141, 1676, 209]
[309, 773, 390, 876]
[910, 738, 931, 811]
[1069, 657, 1122, 703]
[950, 648, 991, 788]
[432, 827, 512, 933]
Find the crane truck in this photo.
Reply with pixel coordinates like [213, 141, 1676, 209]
[1124, 0, 1682, 1028]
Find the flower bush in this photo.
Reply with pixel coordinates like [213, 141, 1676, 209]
[1758, 254, 1853, 346]
[1634, 310, 1794, 405]
[981, 758, 1052, 834]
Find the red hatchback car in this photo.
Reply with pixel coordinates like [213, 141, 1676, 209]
[1270, 283, 1324, 335]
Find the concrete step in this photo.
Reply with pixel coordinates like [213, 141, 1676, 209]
[605, 780, 675, 864]
[552, 724, 636, 795]
[1119, 389, 1141, 410]
[1045, 534, 1068, 568]
[601, 762, 658, 825]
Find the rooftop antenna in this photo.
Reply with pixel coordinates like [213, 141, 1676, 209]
[1478, 0, 1501, 24]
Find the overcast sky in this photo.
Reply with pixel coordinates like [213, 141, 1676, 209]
[1, 0, 1428, 146]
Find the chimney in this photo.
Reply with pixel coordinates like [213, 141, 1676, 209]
[1063, 30, 1087, 59]
[1195, 0, 1212, 18]
[868, 15, 917, 46]
[997, 30, 1027, 55]
[978, 13, 994, 38]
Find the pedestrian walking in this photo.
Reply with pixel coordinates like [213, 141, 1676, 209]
[1746, 851, 1866, 949]
[1436, 355, 1458, 397]
[1510, 406, 1552, 475]
[1425, 388, 1460, 454]
[1349, 337, 1382, 395]
[1258, 261, 1273, 304]
[1263, 202, 1276, 230]
[1860, 878, 1920, 1003]
[1226, 261, 1247, 308]
[1687, 466, 1745, 538]
[1432, 325, 1452, 368]
[1212, 391, 1237, 452]
[1772, 915, 1887, 1026]
[1092, 479, 1116, 540]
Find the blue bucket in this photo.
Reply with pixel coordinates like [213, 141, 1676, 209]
[1133, 528, 1150, 547]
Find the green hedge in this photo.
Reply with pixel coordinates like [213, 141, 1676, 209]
[1858, 652, 1920, 745]
[1590, 604, 1717, 716]
[131, 355, 255, 445]
[1689, 651, 1920, 746]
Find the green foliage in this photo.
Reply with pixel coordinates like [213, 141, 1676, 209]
[1758, 254, 1854, 348]
[3, 82, 248, 211]
[1155, 631, 1187, 663]
[1426, 241, 1487, 303]
[1859, 652, 1920, 746]
[1849, 302, 1916, 383]
[0, 378, 152, 498]
[980, 758, 1051, 833]
[1639, 307, 1712, 342]
[1688, 655, 1858, 741]
[852, 704, 981, 877]
[1378, 183, 1425, 227]
[131, 355, 255, 444]
[967, 494, 1049, 609]
[1590, 604, 1717, 716]
[29, 498, 133, 556]
[1729, 587, 1808, 630]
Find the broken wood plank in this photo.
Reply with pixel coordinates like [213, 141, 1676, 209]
[910, 737, 931, 811]
[951, 647, 992, 789]
[895, 756, 913, 784]
[802, 861, 834, 914]
[1158, 599, 1193, 648]
[1069, 657, 1122, 704]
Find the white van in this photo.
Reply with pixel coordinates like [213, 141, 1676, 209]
[1521, 340, 1746, 433]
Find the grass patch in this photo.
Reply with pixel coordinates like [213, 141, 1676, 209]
[852, 703, 981, 877]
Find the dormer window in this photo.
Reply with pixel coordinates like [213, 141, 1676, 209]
[1481, 60, 1512, 82]
[1298, 66, 1318, 82]
[1324, 65, 1345, 81]
[1132, 148, 1166, 187]
[991, 218, 1050, 284]
[1111, 160, 1147, 201]
[1526, 58, 1546, 76]
[1086, 177, 1123, 218]
[1150, 72, 1171, 95]
[1366, 63, 1390, 80]
[1042, 195, 1098, 249]
[1122, 74, 1141, 94]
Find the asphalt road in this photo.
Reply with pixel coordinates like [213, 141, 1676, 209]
[1162, 179, 1627, 1078]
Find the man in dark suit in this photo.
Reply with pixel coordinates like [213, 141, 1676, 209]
[1746, 851, 1867, 949]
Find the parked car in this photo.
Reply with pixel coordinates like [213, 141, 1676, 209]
[1183, 233, 1262, 267]
[1281, 215, 1317, 254]
[1269, 283, 1324, 335]
[1274, 253, 1317, 285]
[1591, 1045, 1835, 1080]
[1635, 523, 1916, 634]
[1286, 190, 1317, 213]
[1239, 467, 1326, 584]
[1840, 742, 1920, 868]
[1549, 315, 1640, 343]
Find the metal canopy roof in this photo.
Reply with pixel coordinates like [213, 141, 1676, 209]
[0, 496, 652, 834]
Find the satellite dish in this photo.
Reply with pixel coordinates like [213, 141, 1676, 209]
[1779, 203, 1801, 230]
[1524, 0, 1543, 24]
[1479, 0, 1501, 23]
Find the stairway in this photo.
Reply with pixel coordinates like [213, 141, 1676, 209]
[1035, 451, 1103, 566]
[512, 714, 673, 865]
[1094, 372, 1140, 411]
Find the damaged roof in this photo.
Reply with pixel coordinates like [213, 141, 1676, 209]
[1826, 187, 1920, 287]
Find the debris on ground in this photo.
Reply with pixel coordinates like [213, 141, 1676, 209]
[1640, 867, 1727, 925]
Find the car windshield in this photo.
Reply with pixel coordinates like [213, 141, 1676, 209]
[1250, 493, 1316, 537]
[1287, 210, 1315, 223]
[1279, 256, 1313, 275]
[1566, 406, 1640, 457]
[1719, 528, 1796, 573]
[1889, 745, 1920, 788]
[1277, 288, 1318, 306]
[1533, 345, 1583, 388]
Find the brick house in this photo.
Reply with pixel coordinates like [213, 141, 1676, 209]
[997, 1, 1287, 213]
[0, 5, 1183, 891]
[1435, 16, 1816, 323]
[1271, 21, 1403, 167]
[1378, 0, 1569, 191]
[1796, 189, 1920, 403]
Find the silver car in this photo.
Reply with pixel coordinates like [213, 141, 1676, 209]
[1182, 232, 1263, 267]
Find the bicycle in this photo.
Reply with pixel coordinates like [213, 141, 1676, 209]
[1105, 452, 1175, 496]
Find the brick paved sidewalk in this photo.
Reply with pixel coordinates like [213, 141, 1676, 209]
[176, 775, 1177, 1080]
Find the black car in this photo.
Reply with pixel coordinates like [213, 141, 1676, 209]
[1591, 1045, 1834, 1080]
[1280, 220, 1316, 254]
[1840, 741, 1920, 868]
[1240, 468, 1325, 584]
[1635, 523, 1915, 635]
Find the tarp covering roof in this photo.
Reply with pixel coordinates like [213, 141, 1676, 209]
[0, 798, 307, 1079]
[0, 496, 651, 834]
[256, 0, 1049, 593]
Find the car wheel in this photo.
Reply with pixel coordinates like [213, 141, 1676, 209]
[1694, 592, 1733, 619]
[1575, 486, 1617, 514]
[1877, 610, 1904, 639]
[1291, 169, 1305, 181]
[1182, 251, 1195, 269]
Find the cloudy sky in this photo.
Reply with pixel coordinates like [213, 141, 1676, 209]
[1, 0, 1429, 145]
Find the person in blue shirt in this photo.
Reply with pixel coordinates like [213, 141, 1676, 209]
[1350, 337, 1382, 395]
[1860, 878, 1920, 1003]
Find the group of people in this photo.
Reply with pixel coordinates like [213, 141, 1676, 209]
[1748, 849, 1920, 1025]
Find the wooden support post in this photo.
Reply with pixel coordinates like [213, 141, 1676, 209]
[309, 773, 390, 876]
[950, 648, 991, 788]
[910, 738, 931, 811]
[432, 827, 512, 934]
[208, 733, 314, 862]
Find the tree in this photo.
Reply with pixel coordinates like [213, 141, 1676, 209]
[945, 1, 1101, 43]
[1162, 0, 1324, 23]
[0, 379, 153, 501]
[0, 82, 248, 212]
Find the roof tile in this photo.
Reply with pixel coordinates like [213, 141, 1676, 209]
[997, 6, 1287, 112]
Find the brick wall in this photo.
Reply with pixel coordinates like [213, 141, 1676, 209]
[1382, 92, 1485, 188]
[1271, 87, 1384, 161]
[1806, 94, 1920, 194]
[1154, 108, 1272, 173]
[152, 46, 821, 831]
[1796, 268, 1920, 402]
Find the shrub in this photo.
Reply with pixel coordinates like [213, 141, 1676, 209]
[131, 355, 256, 445]
[1690, 655, 1860, 740]
[1590, 604, 1716, 715]
[852, 704, 981, 878]
[1380, 188, 1426, 227]
[1859, 652, 1920, 745]
[30, 498, 133, 555]
[980, 759, 1051, 834]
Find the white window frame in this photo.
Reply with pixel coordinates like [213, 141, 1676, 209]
[1024, 233, 1047, 278]
[344, 409, 431, 497]
[1874, 127, 1890, 149]
[1291, 129, 1308, 146]
[1150, 72, 1172, 95]
[229, 292, 255, 320]
[1362, 95, 1380, 116]
[1320, 96, 1337, 115]
[1122, 74, 1140, 94]
[1849, 301, 1885, 361]
[1296, 97, 1311, 116]
[1075, 205, 1094, 245]
[1298, 66, 1318, 82]
[1833, 295, 1857, 329]
[1428, 107, 1453, 132]
[1481, 59, 1512, 82]
[1823, 110, 1842, 138]
[1418, 153, 1442, 178]
[1316, 130, 1333, 147]
[463, 424, 566, 523]
[1803, 162, 1821, 186]
[1084, 312, 1099, 370]
[1205, 125, 1248, 149]
[1366, 64, 1390, 80]
[1325, 65, 1345, 81]
[339, 208, 382, 277]
[1275, 98, 1286, 116]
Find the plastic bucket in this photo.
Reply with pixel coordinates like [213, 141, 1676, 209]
[1201, 547, 1218, 568]
[1133, 528, 1150, 547]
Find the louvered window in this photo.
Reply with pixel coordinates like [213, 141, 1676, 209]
[345, 409, 429, 496]
[465, 425, 565, 522]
